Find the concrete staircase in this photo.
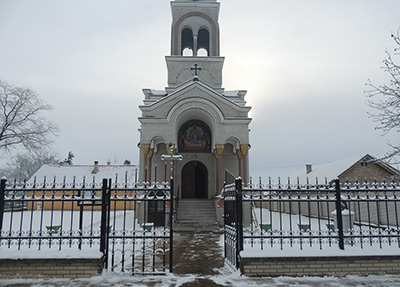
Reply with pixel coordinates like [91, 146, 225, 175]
[175, 199, 219, 232]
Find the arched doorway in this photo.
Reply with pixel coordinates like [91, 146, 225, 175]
[181, 161, 208, 198]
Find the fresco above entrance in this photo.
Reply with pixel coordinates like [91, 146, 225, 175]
[178, 120, 211, 153]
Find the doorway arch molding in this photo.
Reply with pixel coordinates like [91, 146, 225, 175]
[168, 100, 224, 149]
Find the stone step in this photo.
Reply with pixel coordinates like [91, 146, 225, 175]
[176, 199, 217, 226]
[178, 202, 214, 208]
[178, 208, 215, 214]
[177, 213, 216, 220]
[174, 222, 221, 233]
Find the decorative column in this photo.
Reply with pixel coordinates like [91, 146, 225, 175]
[240, 144, 249, 186]
[193, 35, 198, 56]
[214, 144, 225, 193]
[147, 148, 154, 183]
[141, 144, 150, 182]
[237, 148, 243, 180]
[141, 143, 154, 183]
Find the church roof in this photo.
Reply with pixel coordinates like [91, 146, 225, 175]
[139, 77, 251, 122]
[142, 77, 248, 107]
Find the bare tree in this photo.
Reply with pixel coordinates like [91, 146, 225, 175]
[0, 149, 60, 181]
[0, 80, 58, 153]
[366, 30, 400, 161]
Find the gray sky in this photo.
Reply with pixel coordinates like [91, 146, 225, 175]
[0, 0, 399, 178]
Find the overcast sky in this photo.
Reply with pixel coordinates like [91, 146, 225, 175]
[1, 0, 399, 178]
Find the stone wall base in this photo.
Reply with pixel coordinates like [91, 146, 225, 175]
[0, 257, 104, 279]
[240, 255, 400, 277]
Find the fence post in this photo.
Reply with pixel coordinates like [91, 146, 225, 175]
[235, 177, 244, 269]
[169, 178, 174, 273]
[222, 182, 227, 259]
[106, 179, 112, 270]
[100, 178, 109, 265]
[0, 179, 6, 236]
[335, 179, 344, 250]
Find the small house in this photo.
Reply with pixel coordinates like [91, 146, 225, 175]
[294, 154, 400, 184]
[26, 161, 139, 211]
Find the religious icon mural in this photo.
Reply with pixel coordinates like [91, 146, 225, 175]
[178, 120, 211, 153]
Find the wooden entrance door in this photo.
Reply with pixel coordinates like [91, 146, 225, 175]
[181, 161, 208, 198]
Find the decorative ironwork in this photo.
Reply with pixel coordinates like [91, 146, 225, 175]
[223, 177, 400, 270]
[0, 176, 173, 275]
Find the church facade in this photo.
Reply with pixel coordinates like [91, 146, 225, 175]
[138, 0, 251, 205]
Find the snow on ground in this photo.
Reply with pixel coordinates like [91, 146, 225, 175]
[1, 210, 137, 235]
[2, 268, 400, 287]
[1, 208, 166, 276]
[241, 208, 400, 258]
[0, 247, 103, 260]
[3, 210, 400, 285]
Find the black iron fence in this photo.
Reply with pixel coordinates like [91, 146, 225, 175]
[223, 179, 243, 269]
[224, 177, 400, 269]
[0, 177, 173, 275]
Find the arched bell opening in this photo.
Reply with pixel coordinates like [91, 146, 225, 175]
[181, 28, 193, 56]
[197, 29, 209, 56]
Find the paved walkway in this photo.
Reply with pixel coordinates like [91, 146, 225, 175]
[173, 230, 224, 275]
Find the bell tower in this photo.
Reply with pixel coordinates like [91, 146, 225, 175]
[138, 0, 251, 226]
[166, 0, 224, 89]
[170, 0, 220, 56]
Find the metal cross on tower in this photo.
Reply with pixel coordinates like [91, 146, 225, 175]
[190, 63, 202, 76]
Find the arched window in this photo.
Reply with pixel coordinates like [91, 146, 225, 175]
[178, 120, 211, 153]
[181, 28, 193, 56]
[197, 29, 210, 56]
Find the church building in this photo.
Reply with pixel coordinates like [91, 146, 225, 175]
[138, 0, 251, 225]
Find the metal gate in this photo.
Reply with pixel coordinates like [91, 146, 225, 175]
[104, 179, 173, 275]
[223, 178, 243, 269]
[0, 178, 173, 276]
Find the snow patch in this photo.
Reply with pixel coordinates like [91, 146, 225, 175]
[0, 247, 103, 260]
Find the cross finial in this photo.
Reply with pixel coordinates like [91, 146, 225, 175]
[190, 63, 202, 76]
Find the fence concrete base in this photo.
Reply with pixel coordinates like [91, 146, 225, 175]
[240, 255, 400, 277]
[0, 257, 104, 279]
